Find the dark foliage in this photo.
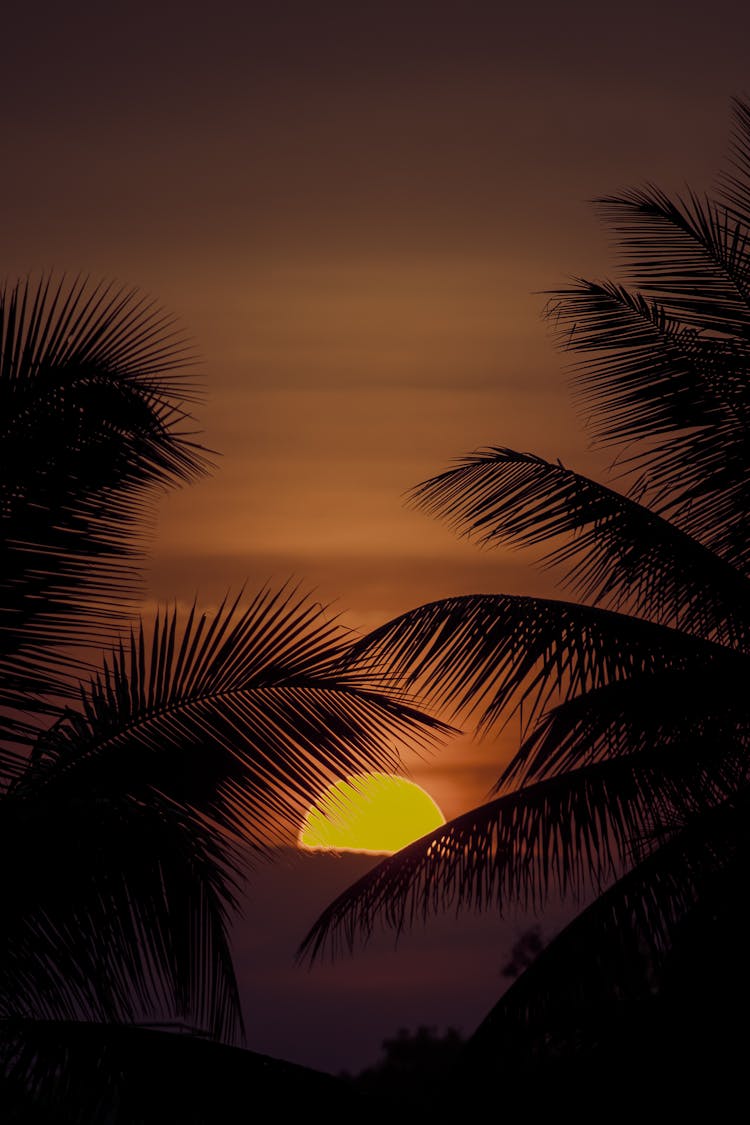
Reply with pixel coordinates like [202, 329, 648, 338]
[346, 1025, 465, 1108]
[0, 277, 447, 1112]
[0, 1021, 372, 1124]
[0, 276, 207, 746]
[300, 98, 750, 1075]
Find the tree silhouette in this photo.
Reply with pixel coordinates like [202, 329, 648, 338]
[300, 98, 750, 1084]
[0, 277, 446, 1118]
[346, 1025, 465, 1106]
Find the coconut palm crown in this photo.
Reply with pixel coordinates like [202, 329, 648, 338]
[299, 99, 750, 1063]
[0, 276, 448, 1107]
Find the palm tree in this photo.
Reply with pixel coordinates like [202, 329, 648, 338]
[0, 276, 446, 1118]
[300, 98, 750, 1085]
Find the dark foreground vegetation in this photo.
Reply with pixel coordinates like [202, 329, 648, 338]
[4, 98, 750, 1119]
[300, 94, 750, 1112]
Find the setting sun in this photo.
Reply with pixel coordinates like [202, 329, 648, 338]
[299, 773, 446, 855]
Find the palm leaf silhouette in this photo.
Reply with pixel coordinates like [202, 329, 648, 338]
[0, 278, 450, 1112]
[299, 98, 750, 1067]
[4, 586, 449, 1043]
[1, 276, 208, 745]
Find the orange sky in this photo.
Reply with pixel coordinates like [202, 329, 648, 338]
[6, 0, 750, 1070]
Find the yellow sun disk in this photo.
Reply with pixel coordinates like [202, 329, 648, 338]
[299, 773, 446, 855]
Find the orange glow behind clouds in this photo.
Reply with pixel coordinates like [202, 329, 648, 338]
[299, 773, 446, 855]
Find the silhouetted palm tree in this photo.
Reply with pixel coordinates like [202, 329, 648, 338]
[0, 277, 445, 1118]
[300, 99, 750, 1080]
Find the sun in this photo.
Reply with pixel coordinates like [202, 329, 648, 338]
[298, 773, 446, 855]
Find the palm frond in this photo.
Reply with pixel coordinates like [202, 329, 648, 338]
[593, 186, 750, 336]
[409, 447, 750, 640]
[299, 99, 750, 1081]
[0, 276, 209, 741]
[23, 585, 450, 844]
[545, 280, 750, 565]
[5, 586, 449, 1035]
[297, 744, 742, 963]
[500, 654, 749, 787]
[345, 593, 722, 740]
[0, 788, 243, 1041]
[546, 279, 743, 440]
[467, 789, 750, 1070]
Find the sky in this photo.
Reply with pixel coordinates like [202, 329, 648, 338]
[7, 0, 750, 1073]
